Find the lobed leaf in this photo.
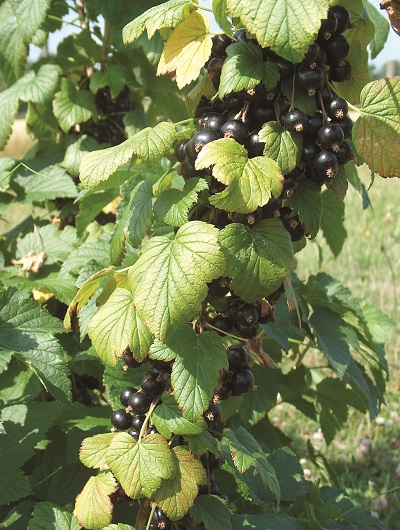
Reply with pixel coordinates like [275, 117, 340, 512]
[191, 495, 233, 530]
[74, 472, 117, 530]
[152, 394, 206, 438]
[29, 502, 81, 530]
[80, 433, 117, 471]
[259, 121, 302, 175]
[284, 180, 322, 239]
[53, 78, 97, 134]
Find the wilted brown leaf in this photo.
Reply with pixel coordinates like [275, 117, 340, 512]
[380, 1, 400, 35]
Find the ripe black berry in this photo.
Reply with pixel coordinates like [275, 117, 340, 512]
[141, 372, 163, 398]
[284, 109, 309, 133]
[318, 10, 338, 41]
[203, 113, 227, 131]
[152, 507, 172, 530]
[302, 140, 321, 166]
[208, 276, 231, 297]
[235, 321, 259, 339]
[230, 369, 254, 396]
[231, 207, 263, 227]
[330, 5, 351, 33]
[253, 102, 276, 126]
[215, 384, 232, 400]
[330, 60, 352, 82]
[227, 345, 253, 369]
[297, 66, 325, 96]
[323, 33, 350, 61]
[317, 123, 344, 152]
[120, 387, 137, 407]
[246, 131, 265, 157]
[305, 112, 324, 140]
[221, 119, 249, 144]
[174, 139, 189, 162]
[314, 150, 338, 179]
[233, 29, 249, 42]
[211, 34, 233, 56]
[111, 409, 132, 430]
[301, 42, 320, 66]
[128, 428, 140, 441]
[336, 141, 353, 165]
[333, 115, 353, 138]
[128, 392, 152, 414]
[178, 160, 199, 179]
[131, 414, 146, 433]
[207, 56, 225, 81]
[326, 97, 348, 120]
[210, 315, 234, 335]
[185, 129, 223, 164]
[236, 304, 259, 326]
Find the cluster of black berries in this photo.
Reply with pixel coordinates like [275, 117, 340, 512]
[215, 344, 254, 400]
[80, 83, 133, 145]
[71, 373, 103, 405]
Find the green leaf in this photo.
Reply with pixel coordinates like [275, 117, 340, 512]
[157, 11, 213, 89]
[129, 222, 225, 340]
[226, 0, 329, 62]
[20, 64, 62, 104]
[0, 351, 13, 374]
[123, 0, 194, 42]
[80, 122, 176, 189]
[16, 224, 77, 265]
[231, 514, 306, 530]
[62, 135, 103, 178]
[195, 138, 283, 213]
[11, 164, 78, 203]
[363, 0, 390, 59]
[154, 178, 208, 227]
[212, 0, 232, 34]
[106, 432, 177, 498]
[333, 43, 370, 104]
[219, 42, 279, 98]
[285, 180, 322, 238]
[218, 220, 294, 302]
[0, 0, 52, 85]
[29, 502, 81, 530]
[191, 495, 233, 530]
[90, 65, 127, 99]
[0, 288, 71, 404]
[281, 78, 317, 116]
[74, 472, 117, 530]
[267, 447, 309, 501]
[153, 446, 207, 520]
[171, 329, 228, 421]
[259, 121, 302, 175]
[184, 430, 219, 456]
[125, 179, 154, 247]
[152, 394, 206, 438]
[320, 190, 347, 257]
[325, 164, 348, 203]
[80, 433, 117, 470]
[353, 77, 400, 177]
[88, 287, 153, 367]
[53, 78, 97, 133]
[59, 234, 111, 276]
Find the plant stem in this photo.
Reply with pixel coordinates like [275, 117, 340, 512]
[100, 20, 113, 70]
[76, 0, 88, 29]
[174, 118, 196, 128]
[47, 15, 82, 29]
[145, 504, 156, 530]
[197, 4, 213, 12]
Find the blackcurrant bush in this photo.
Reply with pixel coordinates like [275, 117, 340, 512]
[230, 369, 255, 396]
[284, 109, 309, 133]
[246, 130, 265, 157]
[211, 34, 233, 56]
[174, 139, 189, 162]
[314, 150, 338, 179]
[302, 140, 321, 166]
[336, 141, 353, 165]
[330, 60, 352, 82]
[333, 115, 353, 138]
[131, 414, 146, 433]
[208, 276, 231, 297]
[323, 33, 350, 61]
[318, 10, 338, 41]
[317, 123, 344, 152]
[210, 315, 234, 335]
[111, 409, 132, 430]
[128, 392, 152, 414]
[301, 42, 320, 66]
[227, 345, 253, 369]
[221, 119, 249, 144]
[235, 321, 259, 339]
[297, 66, 325, 96]
[120, 387, 137, 407]
[141, 372, 163, 398]
[330, 5, 351, 33]
[326, 97, 348, 120]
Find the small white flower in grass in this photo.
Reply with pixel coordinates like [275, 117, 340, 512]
[374, 498, 388, 511]
[375, 416, 385, 425]
[312, 428, 323, 440]
[390, 411, 398, 421]
[356, 435, 372, 456]
[299, 458, 307, 465]
[303, 468, 312, 480]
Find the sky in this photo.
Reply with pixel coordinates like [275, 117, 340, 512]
[30, 0, 398, 67]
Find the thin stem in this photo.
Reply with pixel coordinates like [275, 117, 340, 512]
[100, 20, 113, 70]
[174, 118, 196, 128]
[76, 0, 88, 29]
[319, 92, 327, 123]
[346, 101, 361, 114]
[290, 65, 297, 110]
[197, 4, 213, 12]
[47, 15, 82, 29]
[205, 322, 246, 342]
[145, 504, 157, 530]
[139, 396, 161, 440]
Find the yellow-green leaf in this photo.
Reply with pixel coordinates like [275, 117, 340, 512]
[157, 11, 213, 89]
[80, 433, 116, 470]
[74, 472, 117, 530]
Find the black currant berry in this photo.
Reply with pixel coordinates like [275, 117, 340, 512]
[210, 315, 234, 335]
[227, 345, 253, 369]
[284, 109, 309, 133]
[258, 304, 275, 324]
[233, 29, 249, 42]
[207, 56, 225, 81]
[120, 387, 137, 407]
[230, 369, 255, 396]
[174, 139, 189, 162]
[231, 207, 263, 227]
[186, 129, 223, 164]
[305, 112, 324, 140]
[246, 131, 265, 157]
[111, 409, 132, 430]
[202, 451, 225, 470]
[282, 174, 298, 197]
[302, 140, 321, 166]
[128, 428, 140, 441]
[297, 66, 325, 96]
[131, 414, 146, 433]
[152, 508, 172, 530]
[211, 34, 233, 56]
[141, 372, 163, 398]
[314, 150, 338, 179]
[330, 5, 351, 33]
[203, 402, 222, 426]
[208, 276, 231, 297]
[221, 119, 249, 144]
[253, 102, 276, 126]
[262, 197, 282, 218]
[301, 42, 320, 66]
[317, 123, 344, 152]
[128, 392, 152, 414]
[288, 222, 306, 241]
[178, 160, 199, 180]
[323, 33, 350, 61]
[235, 321, 259, 339]
[336, 141, 353, 165]
[203, 113, 227, 131]
[275, 57, 294, 79]
[122, 349, 142, 369]
[326, 97, 348, 120]
[318, 10, 338, 41]
[238, 83, 267, 102]
[333, 115, 353, 138]
[236, 304, 259, 326]
[215, 384, 232, 400]
[330, 60, 352, 82]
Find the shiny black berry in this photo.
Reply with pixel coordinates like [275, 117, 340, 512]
[128, 392, 152, 414]
[215, 384, 232, 400]
[246, 130, 265, 157]
[207, 56, 225, 80]
[236, 321, 259, 339]
[302, 42, 320, 66]
[317, 123, 344, 152]
[141, 372, 163, 398]
[128, 428, 140, 441]
[230, 369, 254, 396]
[336, 141, 353, 165]
[233, 29, 250, 42]
[302, 140, 321, 166]
[174, 139, 189, 162]
[284, 109, 309, 133]
[318, 10, 338, 41]
[152, 507, 172, 530]
[253, 102, 276, 126]
[208, 276, 231, 297]
[330, 5, 351, 33]
[305, 112, 324, 140]
[314, 150, 338, 179]
[131, 414, 146, 433]
[227, 345, 253, 369]
[275, 57, 294, 79]
[203, 113, 227, 131]
[212, 34, 233, 56]
[297, 66, 325, 96]
[333, 115, 353, 138]
[120, 387, 137, 407]
[326, 97, 348, 120]
[111, 409, 132, 430]
[323, 33, 350, 61]
[210, 315, 234, 335]
[236, 304, 259, 326]
[221, 119, 249, 144]
[330, 60, 352, 82]
[186, 129, 223, 164]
